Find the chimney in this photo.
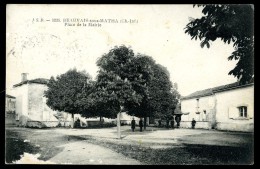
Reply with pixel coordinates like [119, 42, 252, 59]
[21, 73, 29, 82]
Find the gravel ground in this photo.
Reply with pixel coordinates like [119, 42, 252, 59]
[5, 126, 254, 165]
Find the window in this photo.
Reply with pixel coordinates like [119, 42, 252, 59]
[238, 106, 247, 118]
[196, 98, 199, 112]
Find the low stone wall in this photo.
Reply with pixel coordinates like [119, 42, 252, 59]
[216, 122, 254, 132]
[26, 121, 59, 128]
[179, 121, 211, 129]
[58, 121, 71, 127]
[42, 121, 59, 127]
[87, 121, 100, 127]
[5, 113, 16, 125]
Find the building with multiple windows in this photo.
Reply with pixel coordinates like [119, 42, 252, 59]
[180, 82, 254, 132]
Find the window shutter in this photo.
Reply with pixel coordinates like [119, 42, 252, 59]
[228, 107, 238, 119]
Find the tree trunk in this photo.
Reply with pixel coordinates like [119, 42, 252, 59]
[117, 112, 121, 139]
[144, 116, 147, 130]
[71, 113, 74, 128]
[100, 116, 102, 127]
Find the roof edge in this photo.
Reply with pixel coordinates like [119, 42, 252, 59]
[13, 78, 49, 88]
[180, 93, 213, 100]
[6, 94, 16, 98]
[213, 82, 254, 93]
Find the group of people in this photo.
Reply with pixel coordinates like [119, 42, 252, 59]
[131, 116, 197, 131]
[131, 118, 143, 132]
[158, 116, 181, 129]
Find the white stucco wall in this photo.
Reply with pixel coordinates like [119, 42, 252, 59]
[14, 84, 29, 126]
[215, 85, 254, 132]
[14, 83, 59, 127]
[28, 83, 58, 123]
[181, 95, 215, 123]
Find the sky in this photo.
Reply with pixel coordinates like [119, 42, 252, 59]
[6, 4, 238, 96]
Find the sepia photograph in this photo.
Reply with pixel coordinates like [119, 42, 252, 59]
[5, 4, 254, 165]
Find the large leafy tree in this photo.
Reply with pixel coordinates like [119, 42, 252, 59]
[126, 56, 180, 129]
[124, 55, 155, 128]
[95, 45, 143, 137]
[149, 64, 180, 120]
[44, 69, 94, 128]
[184, 4, 254, 84]
[95, 46, 143, 111]
[95, 45, 180, 132]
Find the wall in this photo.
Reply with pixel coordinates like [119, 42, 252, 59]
[26, 121, 59, 128]
[27, 83, 59, 127]
[14, 84, 29, 126]
[5, 97, 16, 125]
[181, 95, 216, 129]
[215, 85, 254, 132]
[179, 121, 211, 129]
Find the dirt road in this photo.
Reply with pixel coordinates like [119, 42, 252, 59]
[5, 126, 254, 165]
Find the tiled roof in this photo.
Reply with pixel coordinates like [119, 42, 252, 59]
[6, 94, 15, 98]
[13, 78, 49, 87]
[181, 88, 213, 100]
[181, 82, 254, 100]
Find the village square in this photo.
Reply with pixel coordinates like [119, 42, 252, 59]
[5, 4, 254, 165]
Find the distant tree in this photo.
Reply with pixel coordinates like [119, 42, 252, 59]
[146, 64, 180, 121]
[126, 56, 180, 129]
[184, 4, 254, 84]
[124, 55, 155, 129]
[44, 69, 94, 128]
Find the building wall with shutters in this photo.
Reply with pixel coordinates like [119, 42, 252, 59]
[215, 85, 254, 132]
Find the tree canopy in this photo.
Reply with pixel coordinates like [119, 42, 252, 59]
[184, 4, 254, 84]
[44, 46, 181, 129]
[95, 45, 180, 123]
[94, 46, 143, 115]
[44, 68, 94, 127]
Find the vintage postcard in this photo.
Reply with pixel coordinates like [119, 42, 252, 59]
[6, 4, 254, 165]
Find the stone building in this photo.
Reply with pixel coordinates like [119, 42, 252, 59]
[180, 82, 254, 132]
[5, 94, 16, 125]
[13, 73, 60, 128]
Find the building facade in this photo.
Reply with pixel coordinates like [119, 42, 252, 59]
[13, 74, 60, 128]
[5, 94, 16, 125]
[180, 82, 254, 132]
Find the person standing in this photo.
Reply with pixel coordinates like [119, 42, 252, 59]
[139, 118, 143, 132]
[191, 118, 196, 129]
[131, 118, 136, 132]
[175, 115, 181, 128]
[171, 118, 174, 129]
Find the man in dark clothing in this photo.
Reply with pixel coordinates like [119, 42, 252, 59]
[191, 118, 196, 129]
[170, 119, 174, 129]
[131, 118, 136, 132]
[175, 115, 181, 128]
[139, 118, 143, 132]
